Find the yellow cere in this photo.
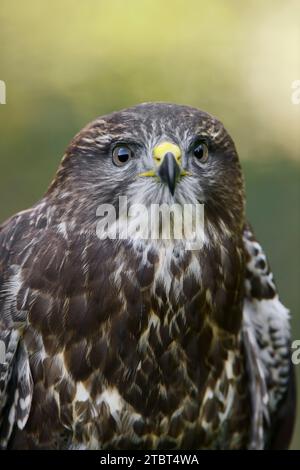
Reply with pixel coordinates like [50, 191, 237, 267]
[153, 142, 182, 166]
[138, 170, 157, 177]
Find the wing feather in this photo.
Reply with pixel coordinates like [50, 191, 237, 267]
[242, 224, 296, 449]
[0, 213, 35, 448]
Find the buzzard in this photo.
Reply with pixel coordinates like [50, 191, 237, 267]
[0, 103, 296, 449]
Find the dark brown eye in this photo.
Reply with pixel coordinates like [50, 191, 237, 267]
[112, 145, 132, 166]
[193, 142, 209, 164]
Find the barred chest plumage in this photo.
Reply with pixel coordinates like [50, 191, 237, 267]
[5, 234, 249, 449]
[9, 231, 250, 449]
[60, 236, 249, 449]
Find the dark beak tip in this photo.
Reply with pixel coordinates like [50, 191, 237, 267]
[158, 152, 181, 195]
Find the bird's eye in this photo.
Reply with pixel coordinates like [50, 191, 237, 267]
[112, 145, 132, 166]
[193, 141, 209, 164]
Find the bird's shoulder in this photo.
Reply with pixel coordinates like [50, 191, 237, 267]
[0, 203, 110, 448]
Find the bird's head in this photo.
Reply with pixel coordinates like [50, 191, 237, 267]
[48, 103, 245, 239]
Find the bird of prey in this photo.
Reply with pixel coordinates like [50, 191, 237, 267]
[0, 103, 296, 449]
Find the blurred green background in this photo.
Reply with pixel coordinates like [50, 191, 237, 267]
[0, 0, 299, 448]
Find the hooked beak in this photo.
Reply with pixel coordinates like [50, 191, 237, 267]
[158, 152, 181, 195]
[137, 141, 192, 194]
